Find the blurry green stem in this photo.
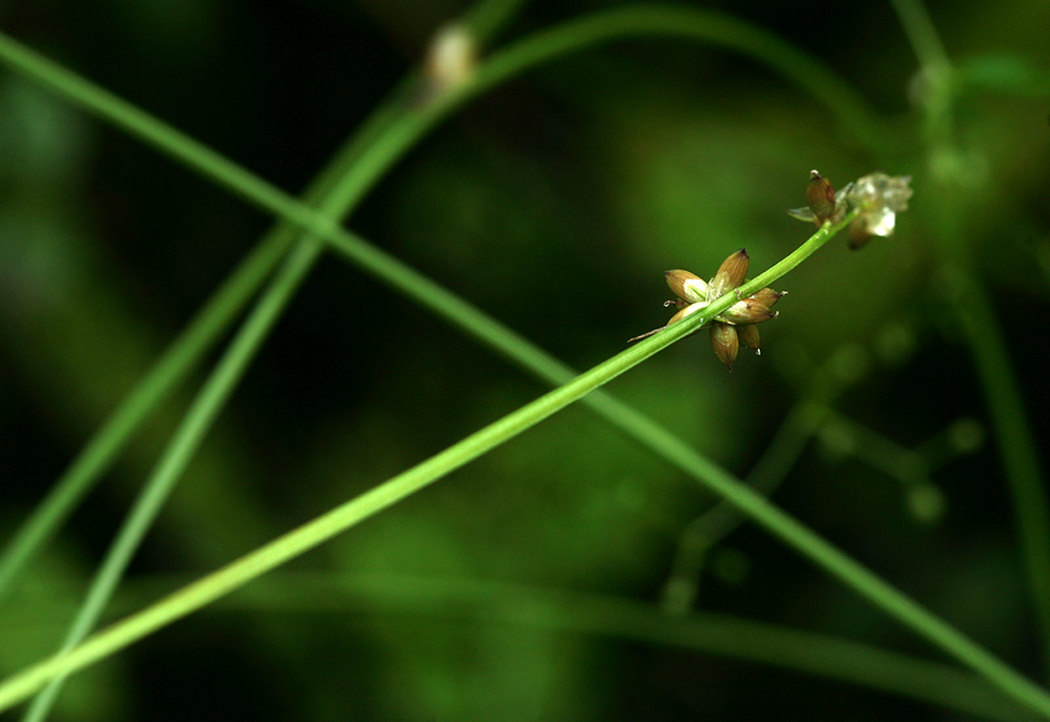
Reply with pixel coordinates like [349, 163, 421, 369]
[4, 2, 1037, 716]
[0, 108, 421, 605]
[0, 0, 527, 602]
[0, 2, 883, 604]
[951, 263, 1050, 668]
[0, 233, 287, 603]
[18, 240, 324, 722]
[0, 43, 368, 605]
[891, 0, 1050, 677]
[662, 400, 829, 614]
[325, 4, 886, 209]
[889, 0, 954, 149]
[0, 221, 837, 710]
[478, 4, 885, 150]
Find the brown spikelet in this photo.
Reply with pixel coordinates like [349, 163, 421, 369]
[710, 323, 739, 371]
[806, 170, 836, 225]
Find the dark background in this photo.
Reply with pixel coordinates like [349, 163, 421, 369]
[1, 0, 1049, 720]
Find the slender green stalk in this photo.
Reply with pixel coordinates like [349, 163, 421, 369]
[3, 3, 1041, 717]
[0, 114, 409, 607]
[0, 223, 830, 713]
[952, 277, 1050, 663]
[5, 220, 1050, 719]
[7, 2, 530, 717]
[0, 3, 885, 601]
[0, 22, 431, 606]
[0, 232, 285, 604]
[0, 33, 341, 240]
[821, 408, 929, 484]
[890, 0, 952, 74]
[318, 4, 887, 212]
[18, 241, 324, 722]
[663, 400, 830, 614]
[461, 0, 529, 41]
[473, 5, 885, 149]
[0, 25, 413, 606]
[891, 0, 1050, 677]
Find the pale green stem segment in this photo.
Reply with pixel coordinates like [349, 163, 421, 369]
[0, 2, 879, 606]
[3, 216, 1050, 719]
[17, 240, 324, 722]
[0, 20, 886, 719]
[891, 0, 1050, 679]
[5, 1, 532, 718]
[0, 116, 389, 608]
[0, 221, 833, 714]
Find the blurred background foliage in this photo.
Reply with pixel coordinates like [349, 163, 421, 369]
[1, 0, 1049, 720]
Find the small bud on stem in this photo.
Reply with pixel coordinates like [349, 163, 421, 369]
[806, 170, 837, 226]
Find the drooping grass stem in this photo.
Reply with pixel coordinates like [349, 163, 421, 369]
[0, 3, 882, 607]
[5, 219, 1050, 718]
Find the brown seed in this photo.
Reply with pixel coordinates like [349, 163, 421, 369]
[723, 298, 775, 325]
[709, 249, 750, 299]
[848, 221, 875, 250]
[667, 304, 704, 325]
[710, 322, 739, 370]
[806, 171, 837, 226]
[737, 323, 761, 353]
[665, 269, 707, 303]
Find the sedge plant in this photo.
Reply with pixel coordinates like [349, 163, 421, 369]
[0, 1, 1048, 720]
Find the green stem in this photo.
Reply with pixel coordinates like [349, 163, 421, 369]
[0, 103, 421, 605]
[0, 231, 287, 604]
[5, 1, 530, 717]
[955, 265, 1050, 668]
[2, 3, 1041, 717]
[891, 0, 1050, 677]
[473, 5, 885, 150]
[319, 4, 887, 212]
[0, 24, 435, 606]
[5, 221, 1050, 719]
[662, 400, 830, 614]
[18, 241, 324, 722]
[0, 2, 884, 601]
[0, 225, 821, 714]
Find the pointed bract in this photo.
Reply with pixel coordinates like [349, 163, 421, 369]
[723, 298, 776, 325]
[788, 206, 817, 223]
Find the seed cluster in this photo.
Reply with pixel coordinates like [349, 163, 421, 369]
[632, 170, 912, 370]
